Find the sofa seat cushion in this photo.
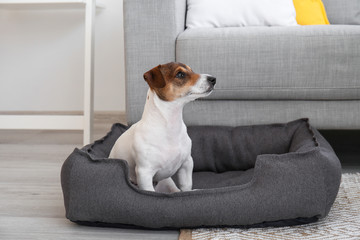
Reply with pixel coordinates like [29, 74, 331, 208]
[176, 25, 360, 100]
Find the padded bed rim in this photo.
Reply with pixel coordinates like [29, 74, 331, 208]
[65, 146, 324, 197]
[65, 118, 322, 197]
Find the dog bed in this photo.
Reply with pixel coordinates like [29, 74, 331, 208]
[61, 118, 341, 229]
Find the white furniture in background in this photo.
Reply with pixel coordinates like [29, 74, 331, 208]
[0, 0, 104, 145]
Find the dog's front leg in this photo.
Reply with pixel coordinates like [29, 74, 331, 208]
[176, 156, 194, 191]
[135, 166, 155, 191]
[155, 178, 180, 193]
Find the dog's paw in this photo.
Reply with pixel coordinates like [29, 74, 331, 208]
[155, 181, 180, 193]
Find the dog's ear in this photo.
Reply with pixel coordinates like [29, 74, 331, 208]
[143, 65, 166, 89]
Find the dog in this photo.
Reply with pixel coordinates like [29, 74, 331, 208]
[109, 62, 216, 193]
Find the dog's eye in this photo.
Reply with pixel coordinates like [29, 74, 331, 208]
[176, 71, 185, 79]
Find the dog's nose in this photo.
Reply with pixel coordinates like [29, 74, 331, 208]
[207, 76, 216, 86]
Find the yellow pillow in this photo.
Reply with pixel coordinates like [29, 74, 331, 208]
[293, 0, 330, 25]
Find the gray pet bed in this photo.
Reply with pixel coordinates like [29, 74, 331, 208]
[61, 118, 341, 229]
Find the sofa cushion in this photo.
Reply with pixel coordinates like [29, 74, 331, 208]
[322, 0, 360, 25]
[293, 0, 330, 25]
[176, 25, 360, 100]
[186, 0, 298, 28]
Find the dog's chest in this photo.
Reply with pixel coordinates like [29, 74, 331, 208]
[133, 120, 192, 179]
[157, 133, 190, 162]
[153, 144, 188, 179]
[163, 138, 190, 160]
[142, 131, 191, 180]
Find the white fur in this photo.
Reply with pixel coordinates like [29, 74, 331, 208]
[109, 74, 213, 193]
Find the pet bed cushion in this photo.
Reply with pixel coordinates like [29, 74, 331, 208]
[61, 119, 341, 229]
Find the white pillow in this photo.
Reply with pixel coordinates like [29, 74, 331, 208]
[186, 0, 298, 28]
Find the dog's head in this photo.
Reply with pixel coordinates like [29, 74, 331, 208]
[143, 62, 216, 102]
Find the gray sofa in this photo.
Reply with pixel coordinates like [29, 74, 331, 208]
[123, 0, 360, 129]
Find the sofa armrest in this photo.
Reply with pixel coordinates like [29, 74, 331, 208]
[123, 0, 187, 124]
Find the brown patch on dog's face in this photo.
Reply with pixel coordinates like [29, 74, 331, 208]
[143, 62, 200, 101]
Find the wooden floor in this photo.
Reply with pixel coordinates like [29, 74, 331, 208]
[0, 112, 359, 240]
[0, 112, 179, 240]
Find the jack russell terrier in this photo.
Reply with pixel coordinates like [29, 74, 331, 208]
[109, 62, 216, 193]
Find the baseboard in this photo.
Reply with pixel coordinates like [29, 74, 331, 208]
[0, 111, 127, 126]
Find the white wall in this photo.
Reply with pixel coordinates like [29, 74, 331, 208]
[0, 0, 125, 112]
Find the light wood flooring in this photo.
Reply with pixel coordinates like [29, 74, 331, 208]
[0, 112, 178, 240]
[0, 112, 359, 240]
